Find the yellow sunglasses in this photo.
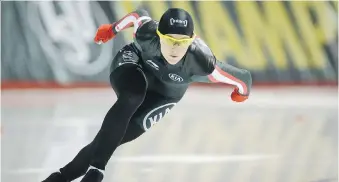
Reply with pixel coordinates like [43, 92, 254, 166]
[156, 29, 196, 46]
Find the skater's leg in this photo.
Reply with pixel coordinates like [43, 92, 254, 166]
[89, 65, 147, 170]
[54, 64, 147, 181]
[58, 121, 144, 181]
[42, 44, 145, 182]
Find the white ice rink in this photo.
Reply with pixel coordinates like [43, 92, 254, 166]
[2, 86, 338, 182]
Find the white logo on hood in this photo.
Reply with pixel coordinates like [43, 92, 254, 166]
[170, 18, 187, 27]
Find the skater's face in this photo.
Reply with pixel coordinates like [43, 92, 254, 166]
[157, 30, 195, 65]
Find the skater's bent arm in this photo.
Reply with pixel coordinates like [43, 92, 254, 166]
[191, 60, 252, 95]
[112, 9, 151, 37]
[208, 61, 252, 95]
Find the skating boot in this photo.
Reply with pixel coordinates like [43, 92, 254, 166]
[42, 172, 69, 182]
[80, 169, 103, 182]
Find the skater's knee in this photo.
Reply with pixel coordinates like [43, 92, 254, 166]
[112, 65, 147, 107]
[110, 65, 148, 96]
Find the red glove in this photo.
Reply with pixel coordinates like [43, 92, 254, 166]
[231, 88, 248, 102]
[94, 24, 116, 44]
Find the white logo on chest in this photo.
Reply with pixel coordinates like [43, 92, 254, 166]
[168, 73, 184, 82]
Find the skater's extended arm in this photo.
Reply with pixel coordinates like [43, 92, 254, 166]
[112, 9, 151, 36]
[94, 9, 151, 43]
